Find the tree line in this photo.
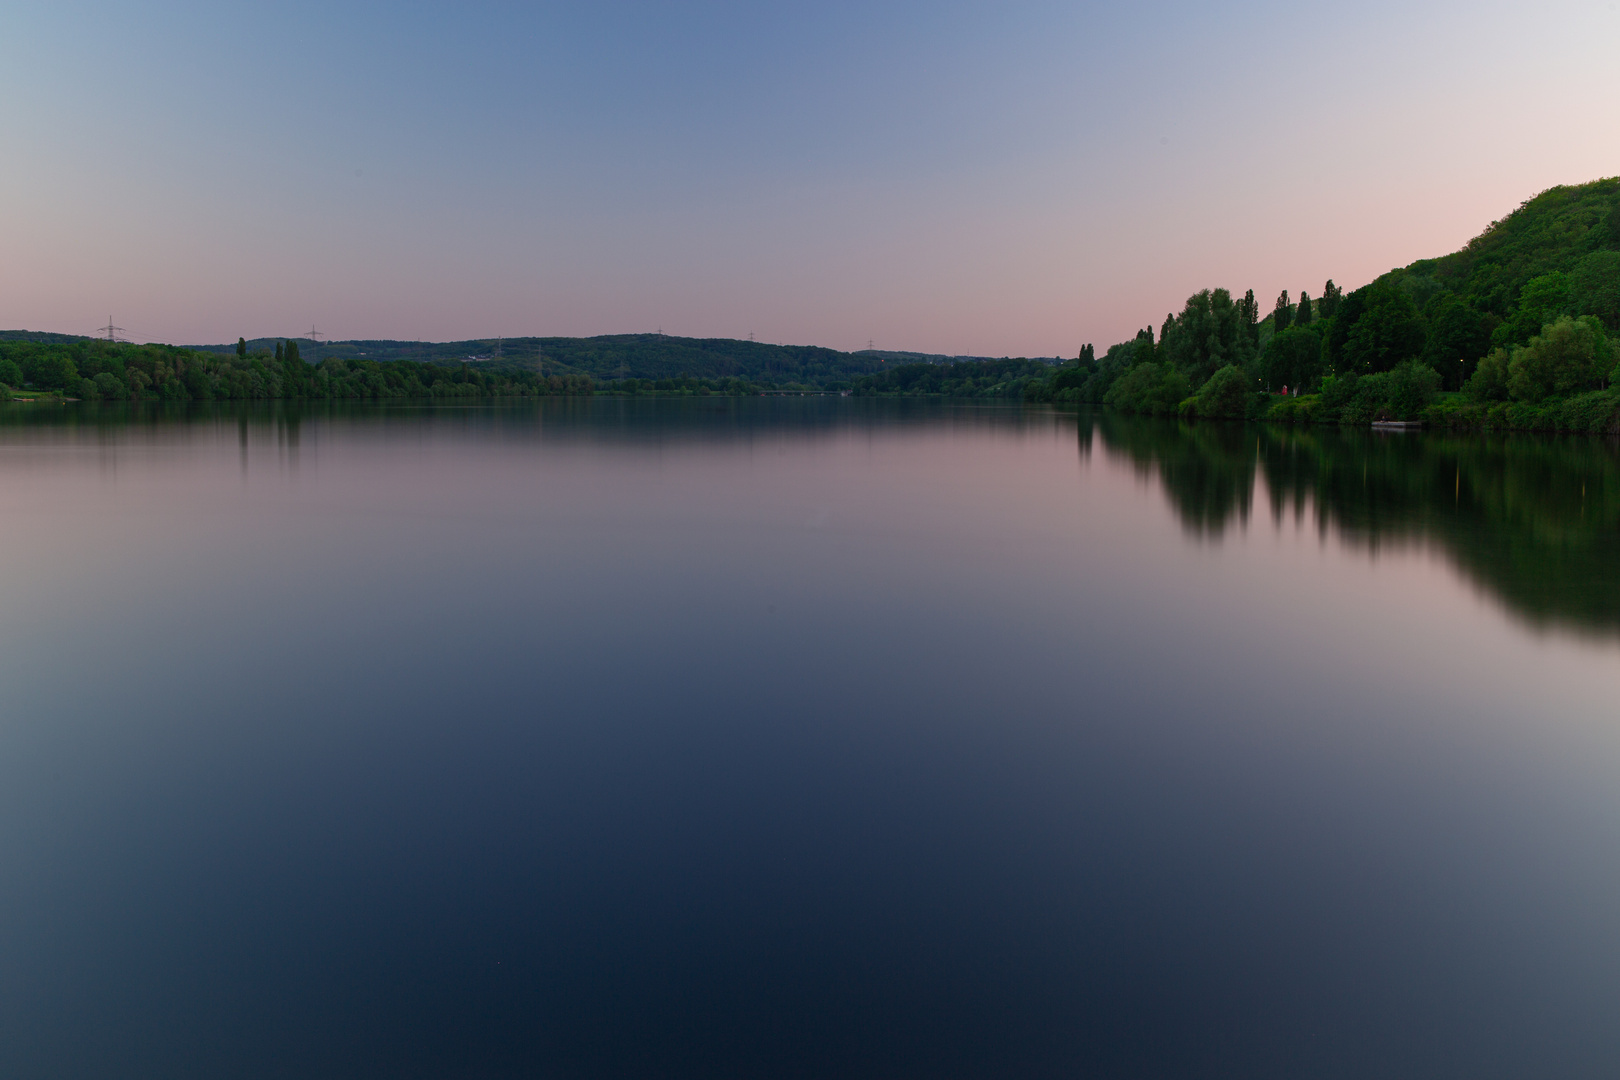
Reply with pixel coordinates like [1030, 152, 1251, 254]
[1027, 178, 1620, 430]
[0, 338, 594, 402]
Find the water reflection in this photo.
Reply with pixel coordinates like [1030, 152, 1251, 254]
[2, 398, 1619, 1078]
[1090, 410, 1620, 636]
[6, 399, 1617, 638]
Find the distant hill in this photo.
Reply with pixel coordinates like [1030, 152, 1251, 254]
[190, 334, 1030, 386]
[0, 330, 92, 345]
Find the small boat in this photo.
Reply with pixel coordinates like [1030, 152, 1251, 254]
[1371, 419, 1423, 431]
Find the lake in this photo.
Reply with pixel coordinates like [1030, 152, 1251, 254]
[2, 398, 1617, 1078]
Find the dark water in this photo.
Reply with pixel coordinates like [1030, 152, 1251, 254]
[2, 399, 1618, 1079]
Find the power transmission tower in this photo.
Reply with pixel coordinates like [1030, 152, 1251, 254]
[96, 317, 128, 343]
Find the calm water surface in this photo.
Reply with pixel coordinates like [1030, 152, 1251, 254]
[1, 399, 1618, 1078]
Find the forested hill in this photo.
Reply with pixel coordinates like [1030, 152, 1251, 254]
[0, 330, 92, 345]
[1030, 176, 1620, 427]
[1382, 178, 1620, 327]
[193, 334, 1012, 387]
[0, 326, 1044, 402]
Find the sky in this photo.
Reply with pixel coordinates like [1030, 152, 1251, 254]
[2, 0, 1618, 355]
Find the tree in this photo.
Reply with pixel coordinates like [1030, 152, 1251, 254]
[1341, 282, 1426, 373]
[1385, 360, 1441, 419]
[237, 337, 247, 359]
[1569, 250, 1620, 331]
[93, 372, 128, 400]
[1294, 292, 1313, 327]
[1273, 290, 1291, 334]
[1506, 316, 1613, 402]
[26, 351, 77, 389]
[1464, 348, 1511, 402]
[1422, 295, 1492, 388]
[1195, 364, 1252, 418]
[1491, 271, 1569, 349]
[1103, 361, 1188, 415]
[1320, 280, 1342, 319]
[275, 342, 284, 363]
[1241, 289, 1259, 345]
[1158, 288, 1251, 388]
[1260, 327, 1324, 392]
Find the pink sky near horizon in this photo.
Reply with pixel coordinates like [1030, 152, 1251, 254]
[2, 0, 1617, 355]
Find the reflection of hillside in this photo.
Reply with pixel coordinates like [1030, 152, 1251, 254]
[0, 397, 1055, 449]
[1093, 411, 1620, 636]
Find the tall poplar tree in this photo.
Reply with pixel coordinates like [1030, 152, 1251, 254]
[1273, 290, 1291, 334]
[1295, 292, 1313, 326]
[1321, 280, 1342, 319]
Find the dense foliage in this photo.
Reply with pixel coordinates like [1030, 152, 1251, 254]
[190, 334, 1018, 390]
[1027, 177, 1620, 430]
[0, 338, 594, 401]
[848, 358, 1053, 398]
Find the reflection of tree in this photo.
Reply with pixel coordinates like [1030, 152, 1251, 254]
[1093, 411, 1620, 635]
[1096, 413, 1256, 536]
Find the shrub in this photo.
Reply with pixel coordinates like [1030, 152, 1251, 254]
[1195, 364, 1253, 418]
[1464, 348, 1511, 402]
[1104, 362, 1189, 416]
[1385, 360, 1441, 419]
[1319, 371, 1359, 414]
[1506, 316, 1612, 402]
[1265, 394, 1321, 423]
[1341, 372, 1391, 423]
[93, 372, 128, 400]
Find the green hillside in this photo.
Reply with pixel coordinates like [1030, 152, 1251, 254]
[0, 327, 1035, 402]
[1031, 177, 1620, 430]
[1385, 178, 1620, 327]
[0, 330, 92, 345]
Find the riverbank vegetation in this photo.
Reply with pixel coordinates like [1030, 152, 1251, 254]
[0, 330, 1044, 401]
[847, 358, 1052, 399]
[1026, 177, 1620, 433]
[0, 336, 595, 401]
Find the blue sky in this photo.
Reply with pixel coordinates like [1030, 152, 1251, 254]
[3, 0, 1618, 353]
